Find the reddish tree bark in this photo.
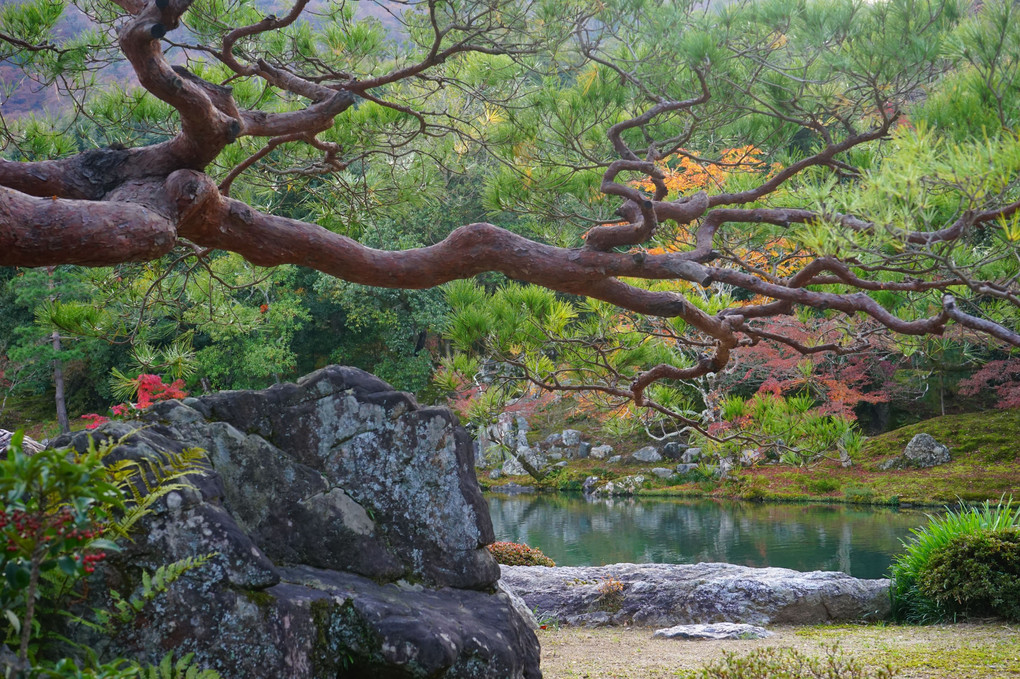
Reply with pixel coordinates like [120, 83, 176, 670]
[1, 0, 1018, 406]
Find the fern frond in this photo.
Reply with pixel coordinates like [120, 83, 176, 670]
[113, 447, 209, 496]
[110, 482, 194, 538]
[157, 650, 173, 677]
[137, 651, 220, 679]
[104, 447, 210, 538]
[94, 554, 216, 631]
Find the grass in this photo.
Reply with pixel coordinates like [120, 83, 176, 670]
[538, 623, 1020, 679]
[791, 624, 1020, 679]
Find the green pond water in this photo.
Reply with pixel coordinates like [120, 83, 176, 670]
[486, 493, 936, 579]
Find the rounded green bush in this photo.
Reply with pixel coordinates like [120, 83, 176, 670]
[890, 497, 1020, 622]
[918, 529, 1020, 621]
[487, 541, 555, 566]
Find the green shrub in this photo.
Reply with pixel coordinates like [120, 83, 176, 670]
[805, 478, 840, 494]
[738, 477, 770, 502]
[556, 478, 582, 491]
[843, 484, 876, 503]
[917, 529, 1020, 621]
[695, 393, 861, 467]
[890, 497, 1020, 623]
[487, 541, 555, 566]
[697, 645, 895, 679]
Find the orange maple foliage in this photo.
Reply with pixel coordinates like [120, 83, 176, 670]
[569, 393, 634, 423]
[630, 145, 774, 196]
[731, 237, 811, 306]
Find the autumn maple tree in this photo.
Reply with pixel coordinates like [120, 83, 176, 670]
[2, 0, 1020, 416]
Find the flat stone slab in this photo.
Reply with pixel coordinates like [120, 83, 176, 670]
[500, 562, 891, 627]
[653, 623, 773, 640]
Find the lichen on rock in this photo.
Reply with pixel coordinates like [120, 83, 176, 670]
[52, 366, 540, 679]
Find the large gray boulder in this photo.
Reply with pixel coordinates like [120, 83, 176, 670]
[53, 367, 540, 679]
[879, 432, 951, 470]
[500, 562, 890, 628]
[903, 433, 951, 467]
[660, 441, 687, 461]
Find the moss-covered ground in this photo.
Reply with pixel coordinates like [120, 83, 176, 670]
[481, 409, 1020, 507]
[539, 622, 1020, 678]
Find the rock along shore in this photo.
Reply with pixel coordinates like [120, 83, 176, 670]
[500, 562, 891, 628]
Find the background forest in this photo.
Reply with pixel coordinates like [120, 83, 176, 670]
[1, 0, 1019, 462]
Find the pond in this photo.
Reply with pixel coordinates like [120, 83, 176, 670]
[486, 493, 937, 579]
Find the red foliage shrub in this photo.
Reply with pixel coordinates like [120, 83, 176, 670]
[80, 413, 109, 429]
[80, 374, 188, 429]
[958, 358, 1020, 409]
[713, 317, 900, 419]
[134, 374, 187, 409]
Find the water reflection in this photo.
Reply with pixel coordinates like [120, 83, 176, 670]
[486, 493, 935, 579]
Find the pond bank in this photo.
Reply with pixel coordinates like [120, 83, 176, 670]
[479, 409, 1020, 507]
[538, 622, 1020, 679]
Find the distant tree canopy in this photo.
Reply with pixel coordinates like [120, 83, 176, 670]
[1, 0, 1020, 415]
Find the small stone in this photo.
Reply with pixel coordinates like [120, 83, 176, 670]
[582, 476, 601, 495]
[577, 442, 591, 459]
[662, 442, 688, 460]
[548, 452, 563, 461]
[562, 429, 582, 447]
[489, 483, 535, 495]
[651, 467, 674, 479]
[564, 611, 613, 627]
[631, 446, 662, 463]
[590, 444, 613, 460]
[553, 461, 569, 468]
[739, 449, 761, 466]
[674, 463, 698, 475]
[682, 447, 702, 463]
[607, 455, 622, 464]
[653, 623, 773, 640]
[489, 469, 502, 479]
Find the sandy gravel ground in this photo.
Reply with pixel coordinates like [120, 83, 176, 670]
[538, 622, 1020, 678]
